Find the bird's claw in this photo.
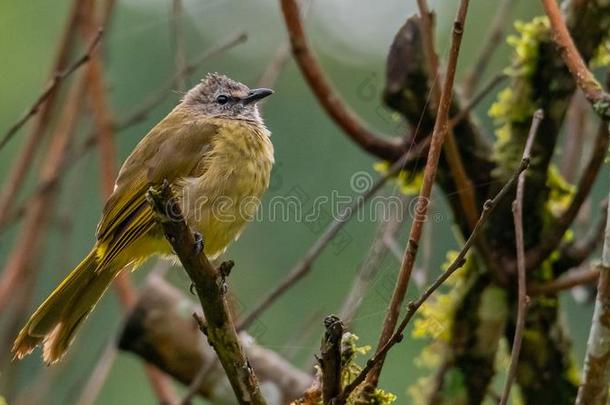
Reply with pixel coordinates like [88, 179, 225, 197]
[193, 232, 204, 254]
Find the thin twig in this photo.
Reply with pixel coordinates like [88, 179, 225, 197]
[499, 109, 543, 405]
[364, 0, 471, 389]
[279, 0, 403, 161]
[147, 182, 267, 405]
[0, 29, 102, 151]
[237, 150, 422, 331]
[462, 0, 517, 98]
[340, 143, 530, 402]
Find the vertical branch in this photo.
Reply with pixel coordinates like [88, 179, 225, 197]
[416, 0, 480, 231]
[365, 0, 471, 388]
[319, 315, 344, 404]
[499, 109, 543, 405]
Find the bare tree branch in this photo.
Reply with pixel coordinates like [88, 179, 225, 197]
[319, 315, 344, 404]
[364, 0, 472, 390]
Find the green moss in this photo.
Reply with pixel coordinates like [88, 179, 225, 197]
[489, 16, 551, 178]
[340, 334, 397, 405]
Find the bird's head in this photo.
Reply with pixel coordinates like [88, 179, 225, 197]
[183, 73, 273, 122]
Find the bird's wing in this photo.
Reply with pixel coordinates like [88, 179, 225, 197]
[96, 109, 217, 266]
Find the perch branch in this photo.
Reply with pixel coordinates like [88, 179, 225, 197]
[147, 181, 267, 405]
[499, 109, 543, 405]
[365, 0, 471, 388]
[279, 0, 404, 161]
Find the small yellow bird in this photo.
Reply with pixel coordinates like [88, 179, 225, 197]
[12, 74, 275, 363]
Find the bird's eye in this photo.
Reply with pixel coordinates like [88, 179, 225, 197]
[216, 95, 229, 105]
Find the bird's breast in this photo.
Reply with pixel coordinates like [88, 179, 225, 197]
[180, 119, 274, 258]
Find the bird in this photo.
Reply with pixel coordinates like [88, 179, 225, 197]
[12, 73, 275, 364]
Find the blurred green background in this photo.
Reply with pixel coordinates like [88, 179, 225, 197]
[0, 0, 602, 403]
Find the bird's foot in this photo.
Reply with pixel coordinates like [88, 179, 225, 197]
[193, 231, 204, 254]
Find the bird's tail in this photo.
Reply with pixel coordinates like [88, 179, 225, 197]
[12, 248, 117, 364]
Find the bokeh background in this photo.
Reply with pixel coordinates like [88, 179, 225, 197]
[0, 1, 602, 403]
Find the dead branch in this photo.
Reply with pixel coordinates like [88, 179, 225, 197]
[364, 0, 472, 390]
[279, 0, 404, 161]
[499, 109, 543, 405]
[319, 315, 344, 404]
[147, 181, 267, 405]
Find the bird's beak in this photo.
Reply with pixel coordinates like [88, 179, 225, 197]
[242, 88, 274, 105]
